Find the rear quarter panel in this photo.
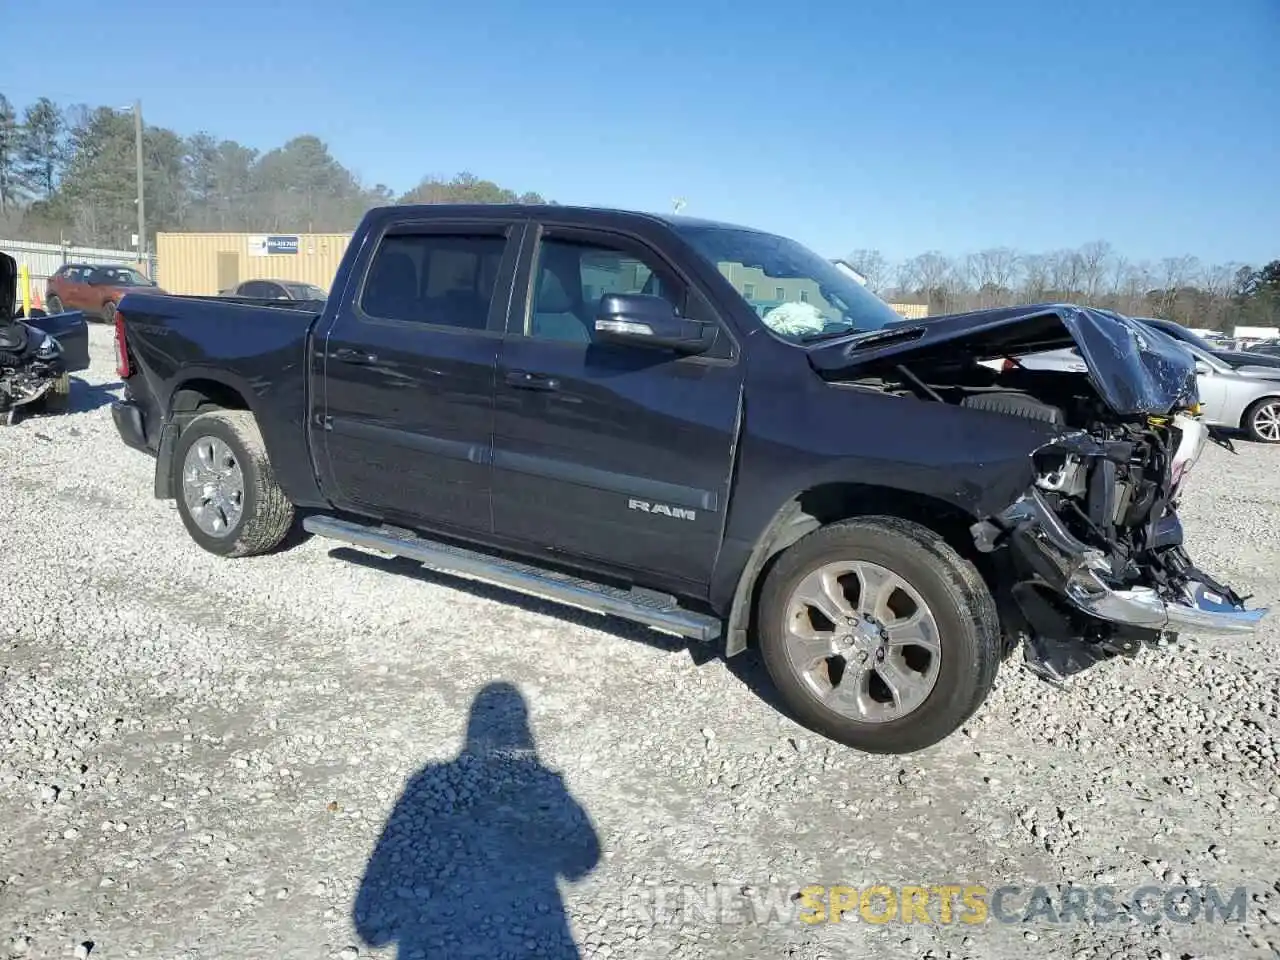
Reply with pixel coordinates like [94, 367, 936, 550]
[117, 292, 327, 507]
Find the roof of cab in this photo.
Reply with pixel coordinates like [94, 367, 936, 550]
[368, 203, 763, 236]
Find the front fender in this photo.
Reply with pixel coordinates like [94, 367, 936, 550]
[712, 389, 1069, 656]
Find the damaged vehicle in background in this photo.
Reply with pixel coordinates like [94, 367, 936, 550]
[1, 252, 91, 425]
[107, 204, 1266, 753]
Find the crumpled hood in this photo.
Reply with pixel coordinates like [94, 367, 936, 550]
[807, 303, 1198, 417]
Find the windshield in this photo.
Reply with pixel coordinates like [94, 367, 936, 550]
[91, 265, 154, 286]
[673, 224, 904, 342]
[284, 282, 326, 299]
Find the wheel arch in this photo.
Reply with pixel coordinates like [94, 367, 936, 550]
[723, 482, 986, 658]
[1241, 393, 1280, 438]
[155, 372, 258, 499]
[170, 377, 253, 417]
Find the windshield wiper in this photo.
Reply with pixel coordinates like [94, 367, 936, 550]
[802, 325, 926, 349]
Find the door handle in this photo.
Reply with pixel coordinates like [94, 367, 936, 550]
[334, 347, 378, 365]
[504, 370, 561, 391]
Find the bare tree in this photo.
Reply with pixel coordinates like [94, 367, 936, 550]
[898, 251, 951, 295]
[1158, 255, 1199, 290]
[1048, 249, 1085, 298]
[846, 238, 1273, 327]
[1199, 262, 1241, 328]
[965, 247, 1021, 307]
[1156, 255, 1201, 317]
[1021, 253, 1052, 302]
[1077, 240, 1114, 305]
[1112, 260, 1154, 316]
[841, 248, 890, 293]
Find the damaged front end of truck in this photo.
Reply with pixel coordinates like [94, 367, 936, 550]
[809, 304, 1267, 683]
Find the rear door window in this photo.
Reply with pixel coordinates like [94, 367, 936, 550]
[360, 230, 512, 332]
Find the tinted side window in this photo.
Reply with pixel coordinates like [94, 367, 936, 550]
[361, 232, 508, 330]
[527, 237, 680, 344]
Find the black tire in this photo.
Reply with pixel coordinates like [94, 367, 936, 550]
[1242, 397, 1280, 444]
[41, 373, 71, 414]
[172, 410, 296, 557]
[757, 516, 1001, 754]
[100, 300, 117, 324]
[47, 295, 63, 314]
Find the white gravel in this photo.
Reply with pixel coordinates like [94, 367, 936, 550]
[2, 324, 1279, 959]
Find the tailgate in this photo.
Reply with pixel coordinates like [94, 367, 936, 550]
[27, 310, 91, 373]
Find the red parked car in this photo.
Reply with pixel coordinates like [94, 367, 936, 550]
[47, 263, 164, 323]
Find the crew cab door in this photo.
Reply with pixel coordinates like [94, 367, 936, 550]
[491, 221, 743, 595]
[317, 217, 524, 535]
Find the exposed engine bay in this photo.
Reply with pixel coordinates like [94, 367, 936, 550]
[0, 321, 70, 425]
[806, 304, 1266, 684]
[963, 374, 1249, 682]
[1, 251, 74, 425]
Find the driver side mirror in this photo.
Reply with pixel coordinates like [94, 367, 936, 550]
[1194, 361, 1211, 376]
[594, 293, 715, 355]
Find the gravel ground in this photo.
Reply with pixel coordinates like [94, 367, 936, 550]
[2, 324, 1279, 960]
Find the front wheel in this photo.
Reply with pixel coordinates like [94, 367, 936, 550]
[47, 295, 64, 314]
[100, 300, 117, 324]
[757, 516, 1001, 754]
[172, 410, 296, 557]
[1244, 397, 1280, 444]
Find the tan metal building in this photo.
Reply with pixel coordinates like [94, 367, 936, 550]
[888, 302, 929, 320]
[155, 232, 353, 295]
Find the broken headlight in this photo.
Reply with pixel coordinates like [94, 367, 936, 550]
[35, 334, 61, 360]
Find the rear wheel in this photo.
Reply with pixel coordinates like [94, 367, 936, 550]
[757, 516, 1001, 754]
[1244, 398, 1280, 444]
[172, 410, 296, 557]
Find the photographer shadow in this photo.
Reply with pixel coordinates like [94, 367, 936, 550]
[353, 682, 601, 959]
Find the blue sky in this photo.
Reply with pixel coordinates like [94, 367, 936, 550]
[7, 0, 1278, 267]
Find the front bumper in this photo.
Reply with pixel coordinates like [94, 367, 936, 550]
[976, 488, 1267, 636]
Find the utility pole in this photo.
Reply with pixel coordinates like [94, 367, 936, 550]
[133, 99, 146, 271]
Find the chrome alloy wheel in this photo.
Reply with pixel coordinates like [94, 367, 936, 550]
[181, 436, 245, 537]
[782, 560, 942, 723]
[1252, 401, 1280, 442]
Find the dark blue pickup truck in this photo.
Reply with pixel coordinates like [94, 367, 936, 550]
[108, 203, 1264, 753]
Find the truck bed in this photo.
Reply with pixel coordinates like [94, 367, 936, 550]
[114, 291, 323, 502]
